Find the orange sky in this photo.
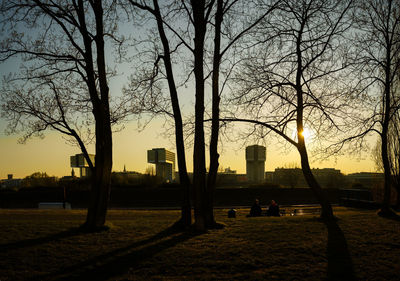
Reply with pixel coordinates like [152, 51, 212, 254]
[0, 28, 379, 179]
[0, 119, 378, 179]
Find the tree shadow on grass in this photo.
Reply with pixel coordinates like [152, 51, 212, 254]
[0, 227, 82, 252]
[324, 219, 356, 281]
[30, 225, 199, 281]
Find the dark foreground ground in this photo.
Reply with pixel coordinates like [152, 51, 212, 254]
[0, 208, 399, 281]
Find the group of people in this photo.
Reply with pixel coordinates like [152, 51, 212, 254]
[247, 199, 280, 217]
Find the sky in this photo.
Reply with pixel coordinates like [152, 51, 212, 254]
[0, 115, 377, 179]
[0, 4, 380, 180]
[0, 47, 378, 180]
[0, 50, 379, 180]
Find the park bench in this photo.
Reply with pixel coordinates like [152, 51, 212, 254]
[38, 202, 71, 209]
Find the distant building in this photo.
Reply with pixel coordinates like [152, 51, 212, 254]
[70, 153, 95, 178]
[311, 168, 344, 188]
[273, 167, 343, 188]
[273, 168, 303, 187]
[215, 167, 241, 186]
[0, 174, 22, 189]
[265, 171, 274, 183]
[246, 145, 266, 183]
[346, 172, 384, 188]
[147, 148, 176, 182]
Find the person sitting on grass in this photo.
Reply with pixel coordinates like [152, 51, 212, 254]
[247, 198, 262, 217]
[267, 200, 280, 217]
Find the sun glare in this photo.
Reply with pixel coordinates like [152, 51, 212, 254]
[300, 128, 311, 140]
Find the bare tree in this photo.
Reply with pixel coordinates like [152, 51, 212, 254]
[372, 111, 400, 209]
[0, 0, 122, 231]
[223, 0, 354, 220]
[206, 0, 280, 227]
[121, 0, 211, 230]
[124, 0, 279, 230]
[1, 77, 96, 169]
[125, 0, 192, 227]
[346, 0, 400, 216]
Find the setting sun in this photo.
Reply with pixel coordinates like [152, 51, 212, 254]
[300, 128, 311, 140]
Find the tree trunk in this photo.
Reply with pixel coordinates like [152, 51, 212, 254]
[379, 31, 393, 215]
[297, 142, 335, 220]
[178, 173, 192, 227]
[85, 109, 113, 230]
[174, 120, 191, 226]
[381, 129, 392, 213]
[153, 0, 191, 227]
[294, 18, 334, 220]
[205, 0, 223, 228]
[294, 25, 333, 219]
[82, 0, 113, 231]
[396, 144, 400, 209]
[192, 0, 207, 231]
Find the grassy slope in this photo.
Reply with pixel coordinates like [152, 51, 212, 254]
[0, 208, 399, 280]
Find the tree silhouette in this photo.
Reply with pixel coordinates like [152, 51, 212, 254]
[0, 0, 124, 231]
[206, 0, 280, 227]
[124, 0, 279, 230]
[373, 114, 400, 208]
[223, 0, 353, 220]
[125, 0, 193, 227]
[346, 0, 400, 216]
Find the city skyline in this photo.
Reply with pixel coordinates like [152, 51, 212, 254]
[0, 119, 378, 179]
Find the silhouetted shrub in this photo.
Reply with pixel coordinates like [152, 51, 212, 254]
[21, 172, 58, 188]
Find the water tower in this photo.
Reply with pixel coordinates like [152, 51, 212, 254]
[246, 145, 266, 183]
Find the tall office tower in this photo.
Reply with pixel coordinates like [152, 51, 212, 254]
[147, 148, 176, 182]
[246, 145, 266, 183]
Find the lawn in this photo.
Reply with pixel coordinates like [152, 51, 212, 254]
[0, 208, 399, 280]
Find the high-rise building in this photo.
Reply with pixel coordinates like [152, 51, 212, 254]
[70, 153, 95, 178]
[246, 145, 266, 182]
[147, 148, 176, 182]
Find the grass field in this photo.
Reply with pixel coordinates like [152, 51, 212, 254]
[0, 208, 399, 280]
